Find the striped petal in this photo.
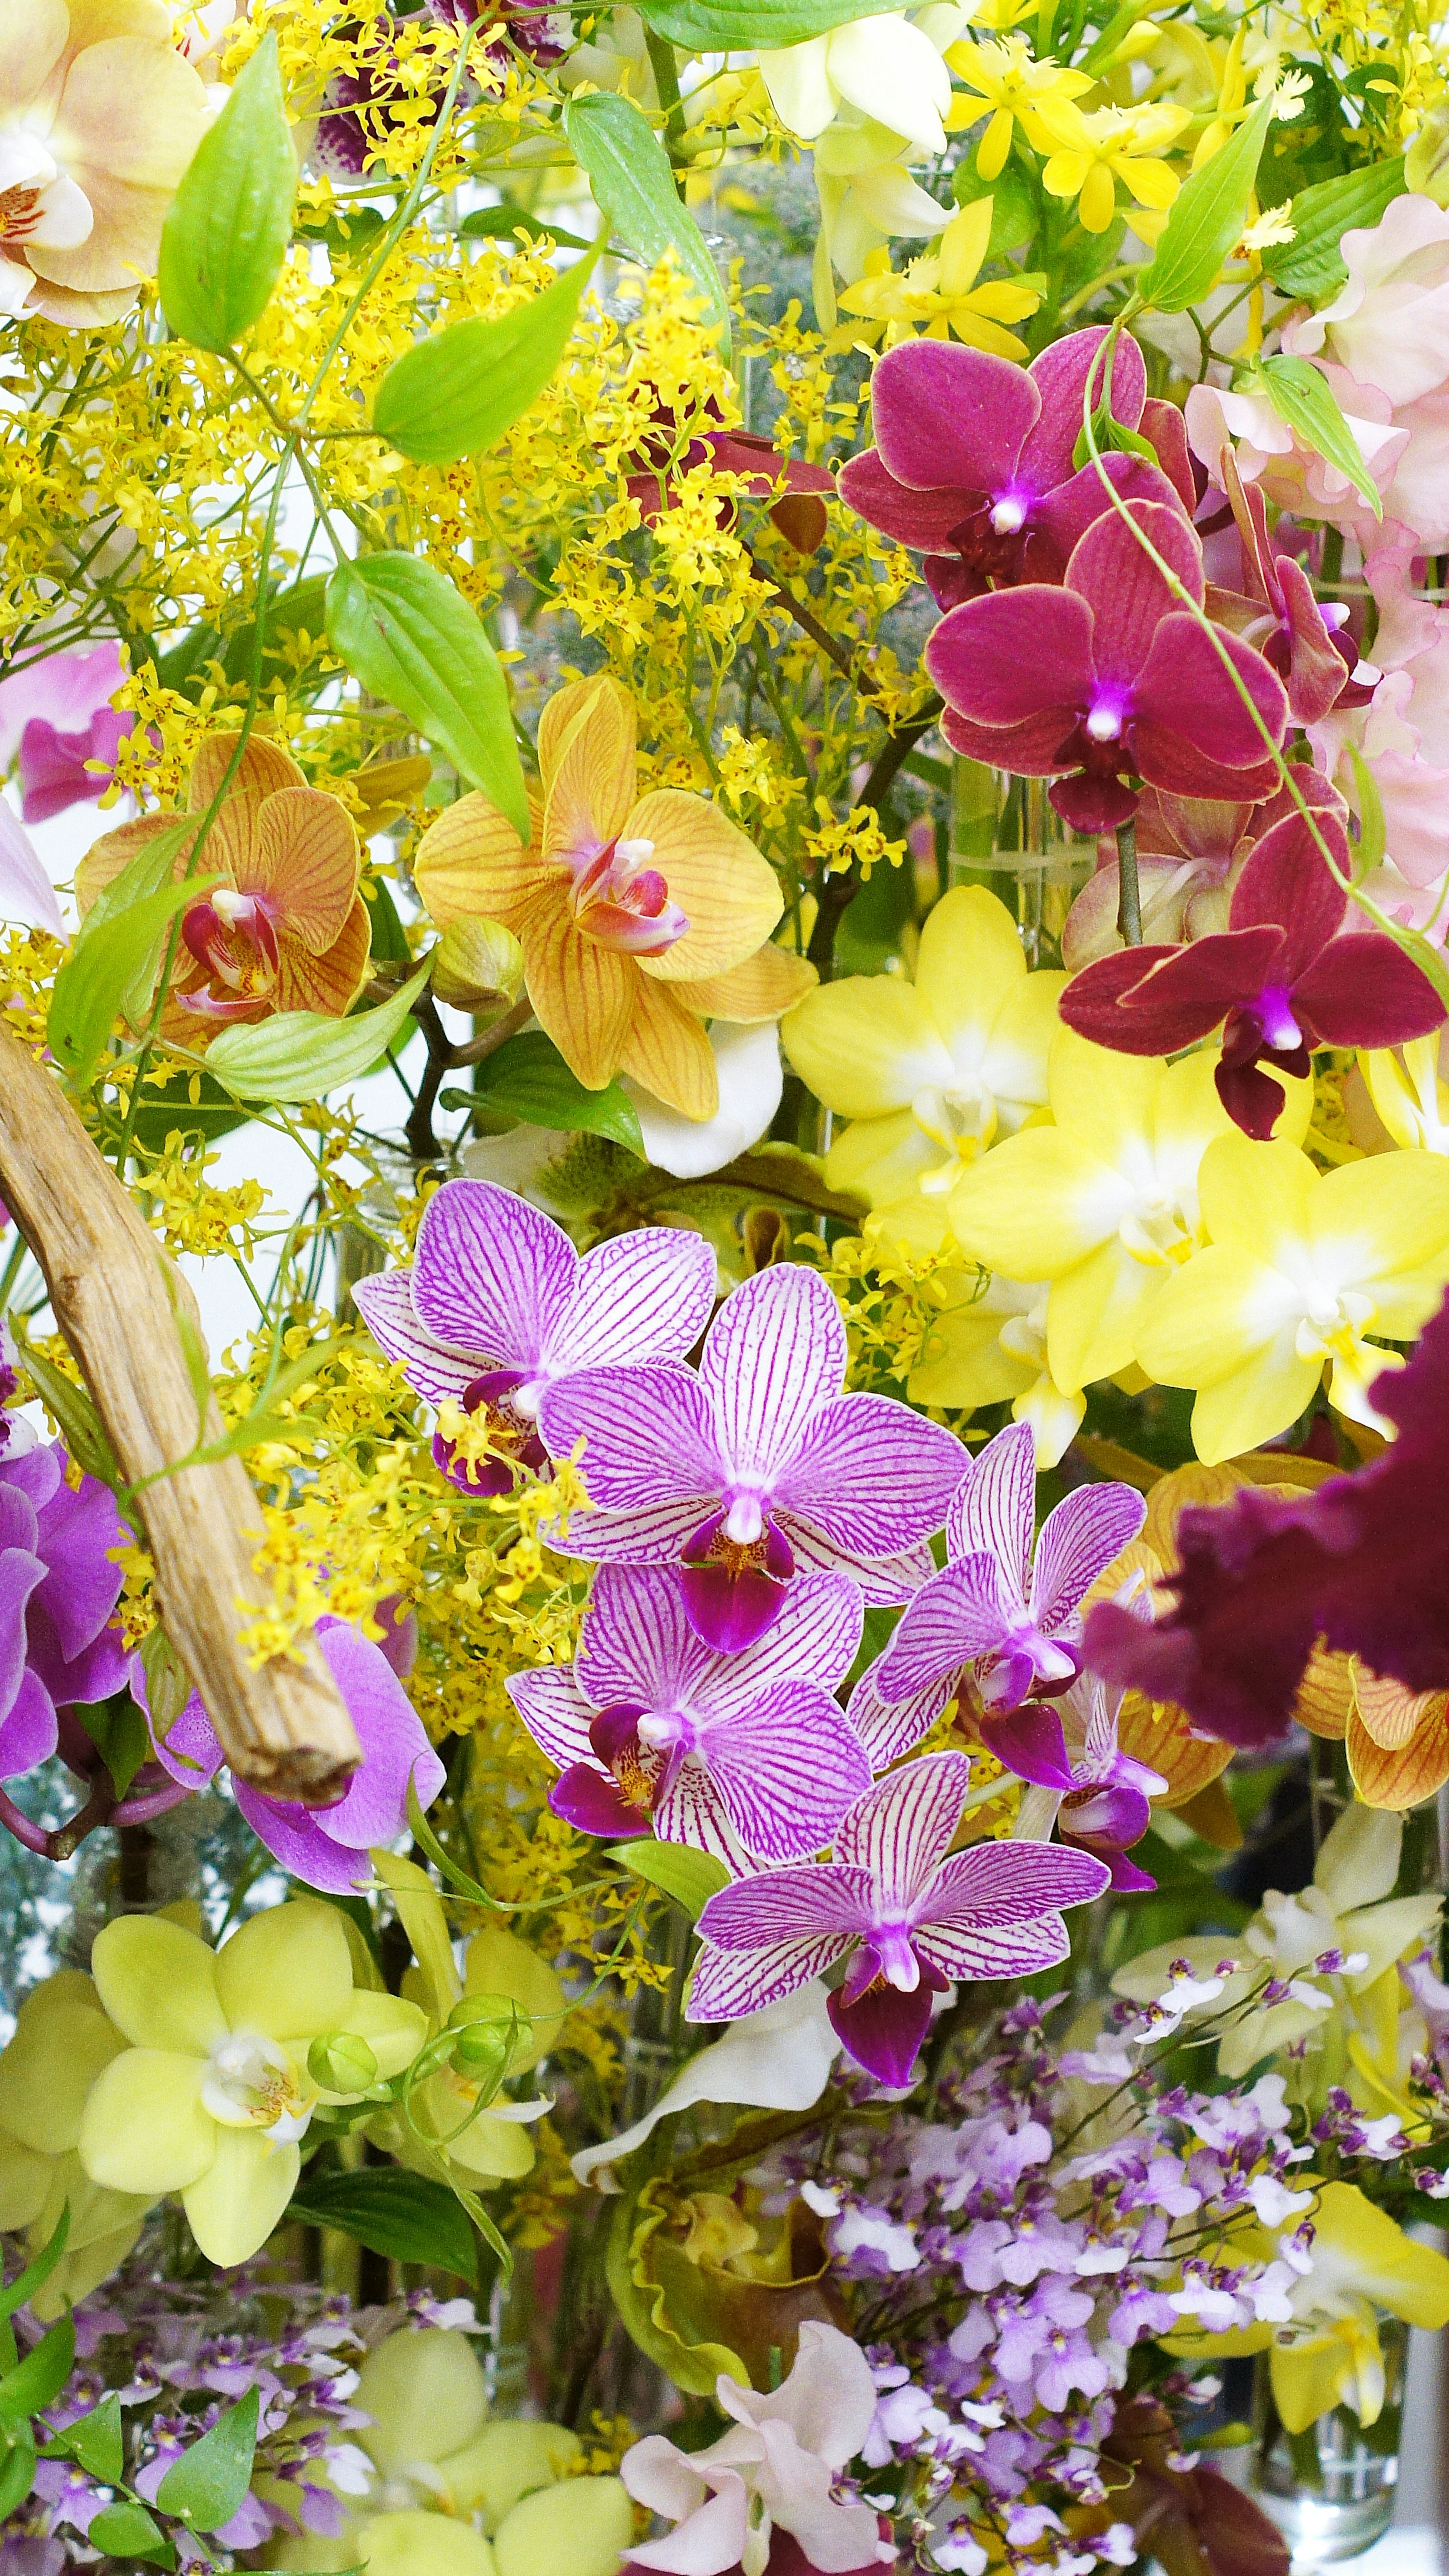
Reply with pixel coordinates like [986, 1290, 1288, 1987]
[617, 973, 718, 1119]
[576, 1563, 717, 1708]
[919, 1836, 1110, 1931]
[695, 1572, 862, 1717]
[946, 1420, 1036, 1605]
[672, 944, 817, 1023]
[700, 1266, 845, 1481]
[913, 1913, 1074, 1983]
[251, 788, 358, 948]
[626, 792, 783, 981]
[846, 1657, 952, 1770]
[412, 1179, 577, 1368]
[352, 1270, 479, 1407]
[506, 1665, 595, 1770]
[541, 675, 637, 856]
[187, 734, 303, 813]
[540, 1363, 725, 1514]
[876, 1554, 1010, 1700]
[412, 791, 552, 929]
[784, 1525, 936, 1603]
[693, 1680, 872, 1862]
[688, 1932, 855, 2023]
[552, 1229, 715, 1376]
[651, 1765, 741, 1867]
[525, 902, 636, 1089]
[697, 1860, 876, 1950]
[774, 1391, 964, 1557]
[1032, 1480, 1147, 1637]
[275, 893, 370, 1017]
[834, 1751, 974, 1907]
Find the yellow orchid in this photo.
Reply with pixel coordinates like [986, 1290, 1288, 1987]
[906, 1268, 1086, 1466]
[1136, 1132, 1449, 1461]
[943, 36, 1091, 179]
[947, 1028, 1309, 1402]
[1290, 1637, 1449, 1813]
[837, 197, 1043, 356]
[77, 1904, 427, 2268]
[413, 674, 798, 1118]
[0, 1969, 151, 2317]
[1361, 1036, 1449, 1153]
[1033, 98, 1190, 234]
[781, 886, 1064, 1228]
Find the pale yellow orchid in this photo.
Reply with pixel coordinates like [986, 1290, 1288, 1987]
[77, 1904, 427, 2268]
[781, 886, 1064, 1229]
[1361, 1035, 1449, 1154]
[1137, 1132, 1449, 1460]
[905, 1267, 1086, 1466]
[0, 1969, 151, 2317]
[837, 197, 1043, 356]
[947, 1028, 1309, 1403]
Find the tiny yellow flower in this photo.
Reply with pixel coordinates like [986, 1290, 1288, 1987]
[837, 197, 1043, 355]
[1034, 98, 1190, 234]
[943, 35, 1092, 180]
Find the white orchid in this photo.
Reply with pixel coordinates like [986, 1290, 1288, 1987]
[758, 6, 967, 155]
[572, 1982, 841, 2188]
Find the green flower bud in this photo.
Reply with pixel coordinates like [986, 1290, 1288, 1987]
[431, 917, 526, 1014]
[308, 2029, 380, 2094]
[447, 1992, 526, 2085]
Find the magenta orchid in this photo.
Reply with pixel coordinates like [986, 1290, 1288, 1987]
[0, 1420, 127, 1824]
[354, 1180, 715, 1494]
[140, 1614, 446, 1893]
[1014, 1666, 1167, 1892]
[1059, 806, 1446, 1137]
[1215, 453, 1366, 728]
[839, 326, 1192, 610]
[849, 1422, 1144, 1785]
[508, 1565, 869, 1865]
[925, 503, 1289, 833]
[538, 1263, 966, 1653]
[0, 643, 134, 824]
[691, 1752, 1110, 2086]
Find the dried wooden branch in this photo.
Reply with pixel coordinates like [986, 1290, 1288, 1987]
[0, 1026, 361, 1800]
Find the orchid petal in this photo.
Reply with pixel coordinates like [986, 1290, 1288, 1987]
[927, 584, 1094, 728]
[781, 1523, 938, 1603]
[548, 1228, 715, 1377]
[832, 1749, 974, 1906]
[1031, 1480, 1146, 1636]
[1023, 326, 1145, 487]
[828, 1976, 938, 2087]
[695, 1572, 862, 1715]
[352, 1271, 479, 1410]
[773, 1390, 964, 1556]
[946, 1419, 1037, 1605]
[868, 334, 1038, 497]
[697, 1860, 877, 1951]
[920, 1836, 1110, 1930]
[876, 1554, 1010, 1700]
[912, 1913, 1074, 1983]
[575, 1563, 715, 1708]
[507, 1665, 595, 1770]
[411, 1180, 577, 1367]
[688, 1931, 856, 2023]
[540, 1363, 723, 1513]
[699, 1265, 845, 1480]
[692, 1679, 872, 1862]
[846, 1657, 953, 1770]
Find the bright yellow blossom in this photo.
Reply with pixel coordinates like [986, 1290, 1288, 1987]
[1361, 1036, 1449, 1152]
[943, 35, 1092, 179]
[837, 197, 1043, 355]
[906, 1267, 1086, 1465]
[1034, 98, 1190, 234]
[1136, 1132, 1449, 1460]
[0, 1970, 151, 2316]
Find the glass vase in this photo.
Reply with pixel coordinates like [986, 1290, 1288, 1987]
[948, 756, 1095, 966]
[1247, 2318, 1407, 2566]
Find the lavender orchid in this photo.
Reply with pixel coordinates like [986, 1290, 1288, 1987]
[508, 1565, 869, 1865]
[691, 1751, 1110, 2086]
[0, 1415, 128, 1827]
[849, 1423, 1144, 1787]
[140, 1616, 446, 1892]
[354, 1179, 715, 1493]
[538, 1263, 965, 1651]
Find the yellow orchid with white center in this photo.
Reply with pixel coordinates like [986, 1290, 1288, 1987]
[76, 1904, 428, 2268]
[946, 1028, 1309, 1402]
[905, 1267, 1086, 1466]
[1136, 1131, 1449, 1461]
[1361, 1036, 1449, 1153]
[1033, 97, 1191, 234]
[837, 197, 1043, 355]
[1167, 2182, 1449, 2433]
[0, 1968, 151, 2317]
[943, 34, 1092, 178]
[781, 886, 1064, 1233]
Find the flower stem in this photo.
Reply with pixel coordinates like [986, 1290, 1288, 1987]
[1116, 816, 1142, 945]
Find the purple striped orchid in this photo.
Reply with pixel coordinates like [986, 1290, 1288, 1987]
[354, 1180, 715, 1495]
[847, 1423, 1144, 1788]
[538, 1265, 965, 1651]
[508, 1565, 869, 1864]
[1014, 1668, 1167, 1893]
[691, 1752, 1110, 2085]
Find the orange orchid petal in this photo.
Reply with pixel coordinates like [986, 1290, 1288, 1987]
[1353, 1665, 1429, 1752]
[186, 733, 304, 814]
[414, 791, 550, 930]
[1347, 1697, 1449, 1810]
[628, 792, 783, 983]
[523, 900, 635, 1089]
[672, 944, 818, 1024]
[251, 788, 360, 951]
[1294, 1646, 1352, 1740]
[276, 895, 371, 1018]
[75, 811, 198, 917]
[537, 674, 635, 809]
[542, 677, 637, 863]
[1142, 1461, 1244, 1568]
[618, 975, 719, 1119]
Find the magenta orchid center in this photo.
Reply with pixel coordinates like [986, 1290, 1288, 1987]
[1085, 696, 1125, 744]
[680, 1490, 797, 1652]
[432, 1364, 549, 1497]
[990, 491, 1028, 536]
[566, 833, 690, 955]
[1256, 983, 1304, 1053]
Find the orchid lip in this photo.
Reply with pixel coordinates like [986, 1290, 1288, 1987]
[1257, 983, 1304, 1052]
[1085, 701, 1124, 743]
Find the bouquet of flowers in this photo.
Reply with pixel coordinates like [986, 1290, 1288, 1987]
[2, 0, 1449, 2568]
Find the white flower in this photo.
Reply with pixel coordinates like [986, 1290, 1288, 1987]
[624, 1019, 784, 1178]
[571, 1983, 841, 2188]
[1247, 2174, 1315, 2229]
[758, 8, 963, 154]
[833, 2205, 923, 2272]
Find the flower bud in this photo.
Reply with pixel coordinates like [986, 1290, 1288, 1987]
[431, 917, 526, 1014]
[446, 1991, 525, 2084]
[1409, 103, 1449, 205]
[308, 2030, 380, 2094]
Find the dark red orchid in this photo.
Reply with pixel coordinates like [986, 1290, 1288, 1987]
[1062, 767, 1349, 968]
[925, 502, 1288, 834]
[1208, 452, 1369, 726]
[839, 325, 1195, 610]
[627, 400, 834, 555]
[1083, 1290, 1449, 1748]
[1060, 805, 1445, 1136]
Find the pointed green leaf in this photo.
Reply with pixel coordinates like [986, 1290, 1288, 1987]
[204, 960, 430, 1105]
[326, 556, 529, 839]
[1140, 90, 1277, 312]
[374, 250, 599, 465]
[1261, 157, 1405, 303]
[1254, 354, 1381, 514]
[609, 1841, 729, 1921]
[47, 829, 219, 1089]
[155, 2387, 258, 2531]
[88, 2501, 175, 2566]
[77, 1693, 152, 1802]
[58, 2393, 124, 2487]
[5, 1323, 123, 1497]
[0, 2313, 75, 2421]
[158, 34, 297, 351]
[563, 91, 730, 357]
[285, 2170, 477, 2281]
[468, 1030, 645, 1156]
[0, 2427, 36, 2522]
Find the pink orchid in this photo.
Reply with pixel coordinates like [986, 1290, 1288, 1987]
[0, 643, 134, 823]
[0, 802, 64, 938]
[1280, 194, 1449, 548]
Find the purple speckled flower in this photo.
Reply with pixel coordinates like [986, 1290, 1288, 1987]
[355, 1179, 714, 1496]
[508, 1565, 869, 1864]
[539, 1263, 966, 1651]
[848, 1422, 1143, 1785]
[691, 1752, 1109, 2085]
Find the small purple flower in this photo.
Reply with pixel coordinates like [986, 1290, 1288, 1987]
[849, 1423, 1144, 1782]
[690, 1751, 1109, 2085]
[0, 1433, 126, 1786]
[508, 1565, 869, 1863]
[1018, 1669, 1168, 1893]
[141, 1616, 445, 1893]
[355, 1180, 714, 1495]
[539, 1263, 966, 1651]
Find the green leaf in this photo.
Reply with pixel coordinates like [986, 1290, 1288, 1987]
[0, 2313, 75, 2421]
[204, 960, 430, 1105]
[158, 33, 297, 351]
[1349, 743, 1387, 876]
[77, 1693, 152, 1802]
[610, 1841, 729, 1922]
[3, 1325, 121, 1497]
[1254, 354, 1381, 514]
[58, 2393, 124, 2487]
[155, 2387, 258, 2532]
[404, 1773, 500, 1911]
[326, 556, 529, 839]
[638, 0, 895, 43]
[47, 830, 217, 1087]
[0, 2426, 36, 2522]
[458, 205, 593, 252]
[470, 1030, 646, 1157]
[374, 251, 599, 465]
[563, 91, 730, 357]
[1261, 157, 1405, 303]
[1140, 89, 1277, 312]
[285, 2169, 477, 2282]
[0, 2209, 69, 2325]
[88, 2501, 175, 2566]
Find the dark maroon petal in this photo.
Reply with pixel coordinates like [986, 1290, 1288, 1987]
[978, 1703, 1075, 1790]
[924, 554, 991, 610]
[549, 1763, 650, 1837]
[941, 703, 1086, 772]
[1051, 770, 1139, 833]
[827, 1960, 945, 2085]
[1133, 616, 1287, 771]
[679, 1558, 789, 1651]
[870, 335, 1039, 497]
[1293, 931, 1447, 1049]
[927, 585, 1095, 725]
[1228, 811, 1347, 965]
[1275, 553, 1353, 725]
[1022, 325, 1146, 488]
[768, 492, 828, 555]
[1140, 397, 1197, 513]
[1030, 454, 1189, 583]
[1133, 730, 1282, 809]
[837, 446, 973, 553]
[1214, 1053, 1295, 1139]
[1252, 763, 1349, 836]
[1065, 504, 1204, 679]
[1060, 927, 1286, 1055]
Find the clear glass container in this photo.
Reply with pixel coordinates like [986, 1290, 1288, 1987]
[1248, 2317, 1407, 2566]
[948, 756, 1096, 966]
